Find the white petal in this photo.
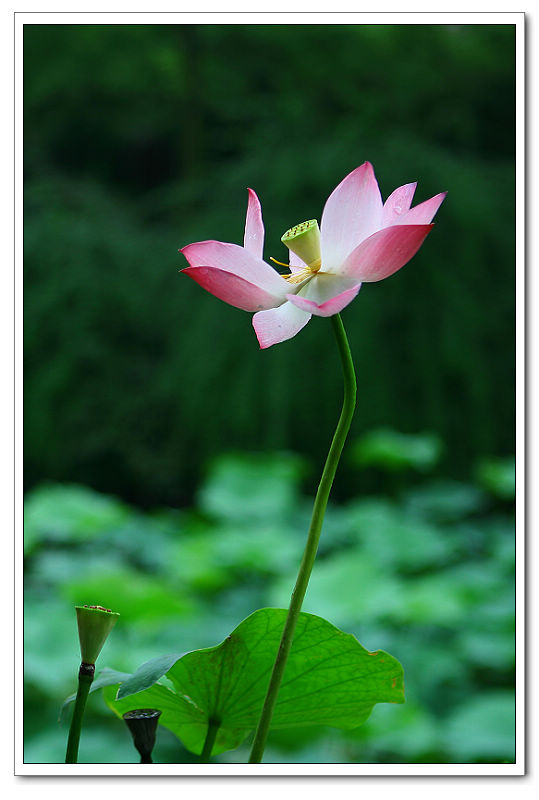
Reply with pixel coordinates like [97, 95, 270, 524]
[252, 301, 312, 349]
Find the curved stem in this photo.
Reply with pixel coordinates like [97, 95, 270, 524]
[200, 717, 220, 763]
[248, 313, 357, 763]
[65, 664, 94, 763]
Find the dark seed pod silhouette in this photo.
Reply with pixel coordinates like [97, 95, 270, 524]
[123, 709, 162, 764]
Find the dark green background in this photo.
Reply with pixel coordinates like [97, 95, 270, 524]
[24, 23, 515, 507]
[23, 23, 516, 765]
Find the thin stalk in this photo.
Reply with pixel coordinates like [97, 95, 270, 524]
[248, 313, 357, 763]
[65, 663, 95, 763]
[200, 717, 220, 763]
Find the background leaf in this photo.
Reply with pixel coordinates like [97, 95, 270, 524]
[442, 691, 515, 762]
[24, 483, 130, 555]
[197, 452, 306, 523]
[475, 457, 516, 500]
[351, 429, 443, 472]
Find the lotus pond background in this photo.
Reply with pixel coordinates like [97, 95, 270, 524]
[24, 23, 516, 764]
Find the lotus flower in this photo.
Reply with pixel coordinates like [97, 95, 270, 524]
[180, 162, 445, 348]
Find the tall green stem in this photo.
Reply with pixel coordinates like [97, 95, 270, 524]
[65, 664, 94, 763]
[248, 313, 357, 763]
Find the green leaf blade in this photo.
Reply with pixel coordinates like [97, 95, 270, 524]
[104, 609, 404, 756]
[215, 610, 404, 730]
[117, 653, 183, 700]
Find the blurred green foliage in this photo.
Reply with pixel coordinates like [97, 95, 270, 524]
[24, 444, 515, 764]
[351, 428, 444, 472]
[24, 23, 516, 507]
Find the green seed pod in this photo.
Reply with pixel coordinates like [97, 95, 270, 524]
[75, 605, 119, 665]
[281, 219, 321, 270]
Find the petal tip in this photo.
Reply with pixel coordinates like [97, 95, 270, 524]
[356, 160, 374, 175]
[252, 316, 270, 349]
[246, 187, 261, 204]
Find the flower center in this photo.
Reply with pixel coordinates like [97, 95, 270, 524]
[282, 267, 315, 285]
[269, 256, 314, 284]
[270, 219, 322, 283]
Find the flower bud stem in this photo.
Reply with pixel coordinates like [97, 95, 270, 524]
[248, 313, 357, 764]
[65, 663, 95, 763]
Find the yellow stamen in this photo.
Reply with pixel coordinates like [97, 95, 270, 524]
[282, 267, 314, 284]
[270, 256, 312, 284]
[269, 257, 290, 268]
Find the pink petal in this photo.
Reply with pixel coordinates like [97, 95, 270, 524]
[180, 240, 288, 297]
[397, 192, 447, 225]
[340, 224, 434, 282]
[243, 188, 265, 259]
[286, 273, 361, 317]
[182, 266, 283, 312]
[320, 162, 383, 271]
[382, 182, 417, 227]
[253, 301, 311, 349]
